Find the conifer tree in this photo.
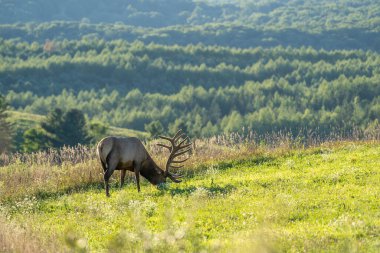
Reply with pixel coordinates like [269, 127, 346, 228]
[41, 108, 90, 148]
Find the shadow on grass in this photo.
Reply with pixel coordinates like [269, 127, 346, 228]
[156, 183, 236, 197]
[185, 154, 278, 178]
[211, 155, 278, 171]
[3, 154, 277, 204]
[29, 182, 104, 202]
[240, 155, 278, 166]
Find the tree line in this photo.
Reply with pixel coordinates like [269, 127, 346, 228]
[6, 75, 380, 139]
[1, 39, 379, 96]
[1, 22, 380, 51]
[1, 38, 379, 152]
[1, 0, 379, 32]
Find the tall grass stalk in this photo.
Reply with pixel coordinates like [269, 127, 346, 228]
[1, 129, 379, 202]
[0, 215, 61, 253]
[0, 129, 379, 252]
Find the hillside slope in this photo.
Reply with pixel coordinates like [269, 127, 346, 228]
[3, 43, 379, 135]
[1, 142, 379, 252]
[6, 110, 148, 149]
[3, 42, 380, 96]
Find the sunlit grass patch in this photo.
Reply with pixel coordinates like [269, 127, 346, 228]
[0, 142, 379, 252]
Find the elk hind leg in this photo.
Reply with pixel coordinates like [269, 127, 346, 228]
[120, 169, 126, 188]
[104, 157, 118, 197]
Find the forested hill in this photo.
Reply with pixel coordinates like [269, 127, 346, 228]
[2, 40, 379, 95]
[4, 43, 380, 136]
[1, 0, 380, 51]
[1, 0, 379, 32]
[1, 23, 380, 51]
[1, 0, 380, 142]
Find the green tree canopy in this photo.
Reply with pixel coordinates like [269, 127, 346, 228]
[144, 120, 164, 138]
[0, 95, 12, 153]
[41, 108, 90, 148]
[22, 128, 52, 152]
[88, 121, 108, 143]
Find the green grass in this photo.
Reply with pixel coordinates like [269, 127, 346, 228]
[6, 110, 148, 138]
[6, 110, 45, 129]
[107, 125, 148, 139]
[1, 142, 380, 252]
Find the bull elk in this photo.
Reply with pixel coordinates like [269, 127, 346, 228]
[97, 130, 192, 197]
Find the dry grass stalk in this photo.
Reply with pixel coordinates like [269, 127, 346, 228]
[0, 215, 61, 253]
[0, 129, 379, 201]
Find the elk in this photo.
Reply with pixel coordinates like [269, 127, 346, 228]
[97, 130, 191, 197]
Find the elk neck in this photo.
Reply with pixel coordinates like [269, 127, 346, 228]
[139, 153, 166, 185]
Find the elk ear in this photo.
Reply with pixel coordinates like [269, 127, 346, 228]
[153, 165, 164, 175]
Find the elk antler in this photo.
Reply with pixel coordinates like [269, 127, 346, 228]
[158, 129, 192, 183]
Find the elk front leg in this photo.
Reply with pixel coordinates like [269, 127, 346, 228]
[120, 169, 126, 188]
[134, 162, 141, 192]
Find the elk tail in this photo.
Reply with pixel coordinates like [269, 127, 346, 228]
[97, 137, 114, 172]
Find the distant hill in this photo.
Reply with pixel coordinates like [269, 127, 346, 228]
[0, 0, 379, 32]
[1, 22, 380, 52]
[2, 40, 379, 96]
[3, 44, 379, 135]
[1, 0, 379, 143]
[1, 0, 380, 52]
[6, 110, 148, 150]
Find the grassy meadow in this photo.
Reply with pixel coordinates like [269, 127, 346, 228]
[1, 138, 379, 252]
[2, 1, 380, 252]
